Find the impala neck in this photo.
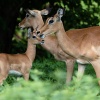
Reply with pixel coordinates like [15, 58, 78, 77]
[56, 23, 79, 58]
[25, 39, 36, 62]
[41, 35, 58, 53]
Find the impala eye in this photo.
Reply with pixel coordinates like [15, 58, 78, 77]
[42, 40, 44, 42]
[32, 36, 36, 38]
[37, 31, 40, 35]
[49, 20, 54, 24]
[26, 13, 30, 17]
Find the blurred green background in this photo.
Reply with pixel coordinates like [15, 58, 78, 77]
[0, 0, 100, 99]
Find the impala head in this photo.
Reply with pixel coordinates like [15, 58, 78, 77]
[34, 8, 64, 38]
[28, 28, 44, 45]
[18, 8, 50, 30]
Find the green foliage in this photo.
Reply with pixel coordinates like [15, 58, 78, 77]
[0, 69, 100, 100]
[32, 58, 66, 83]
[0, 57, 99, 100]
[54, 0, 100, 30]
[11, 39, 26, 53]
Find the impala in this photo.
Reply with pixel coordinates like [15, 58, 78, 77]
[19, 8, 85, 84]
[36, 8, 100, 85]
[0, 28, 44, 85]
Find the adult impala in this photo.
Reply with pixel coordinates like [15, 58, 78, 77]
[36, 8, 100, 85]
[19, 8, 85, 84]
[0, 28, 44, 85]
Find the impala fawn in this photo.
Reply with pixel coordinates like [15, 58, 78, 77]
[0, 28, 44, 85]
[37, 8, 100, 85]
[19, 8, 85, 85]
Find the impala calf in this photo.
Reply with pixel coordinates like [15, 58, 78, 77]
[19, 8, 86, 85]
[0, 28, 44, 85]
[38, 8, 100, 85]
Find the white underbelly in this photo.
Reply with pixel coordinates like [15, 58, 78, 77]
[76, 59, 89, 64]
[9, 70, 22, 76]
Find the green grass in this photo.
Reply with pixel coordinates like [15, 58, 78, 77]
[0, 56, 99, 100]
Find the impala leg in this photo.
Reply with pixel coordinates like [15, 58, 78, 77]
[0, 75, 6, 85]
[21, 64, 30, 80]
[91, 60, 100, 85]
[0, 64, 9, 85]
[23, 73, 29, 80]
[77, 64, 86, 80]
[0, 75, 4, 85]
[0, 72, 8, 85]
[65, 59, 75, 85]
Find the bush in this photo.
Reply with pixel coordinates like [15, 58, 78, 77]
[0, 70, 100, 100]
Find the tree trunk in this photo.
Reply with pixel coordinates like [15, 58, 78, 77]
[0, 0, 27, 53]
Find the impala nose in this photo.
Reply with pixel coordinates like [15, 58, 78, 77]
[39, 34, 45, 38]
[42, 40, 44, 42]
[41, 40, 44, 44]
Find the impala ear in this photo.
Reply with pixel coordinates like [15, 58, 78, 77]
[27, 27, 33, 38]
[57, 8, 64, 18]
[28, 10, 36, 16]
[25, 9, 36, 16]
[41, 9, 49, 15]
